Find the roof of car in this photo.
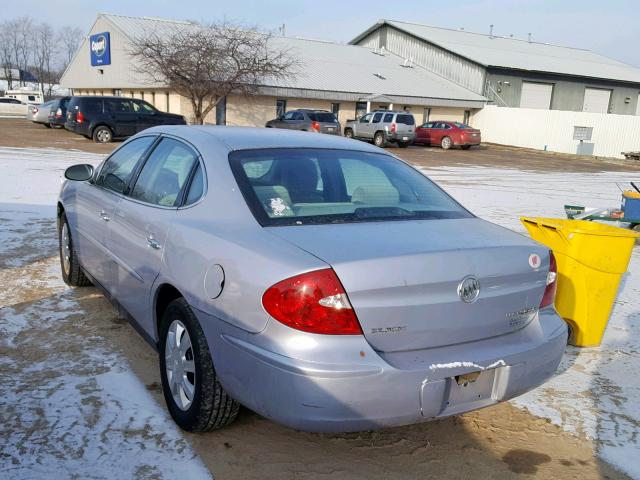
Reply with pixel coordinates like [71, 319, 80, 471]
[144, 125, 385, 154]
[370, 110, 414, 114]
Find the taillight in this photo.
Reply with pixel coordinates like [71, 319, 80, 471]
[390, 122, 397, 133]
[55, 107, 62, 118]
[262, 268, 362, 335]
[76, 111, 84, 124]
[540, 251, 557, 308]
[33, 107, 38, 114]
[311, 121, 321, 132]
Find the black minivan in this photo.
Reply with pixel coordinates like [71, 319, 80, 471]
[65, 96, 186, 143]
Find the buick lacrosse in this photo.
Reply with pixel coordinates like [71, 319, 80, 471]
[58, 126, 567, 433]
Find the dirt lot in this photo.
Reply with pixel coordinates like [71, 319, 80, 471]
[3, 117, 640, 172]
[1, 117, 637, 479]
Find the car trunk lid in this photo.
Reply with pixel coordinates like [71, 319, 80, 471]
[267, 218, 549, 352]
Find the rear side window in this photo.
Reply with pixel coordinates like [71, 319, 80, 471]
[82, 99, 102, 114]
[95, 136, 156, 194]
[105, 99, 132, 113]
[185, 164, 205, 205]
[130, 138, 198, 207]
[396, 114, 415, 125]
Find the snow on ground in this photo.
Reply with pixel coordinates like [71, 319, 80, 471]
[0, 147, 211, 479]
[422, 166, 640, 479]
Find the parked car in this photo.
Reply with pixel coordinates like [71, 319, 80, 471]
[414, 121, 482, 150]
[344, 110, 415, 147]
[265, 109, 340, 135]
[58, 126, 566, 433]
[28, 100, 56, 127]
[64, 96, 186, 143]
[0, 97, 29, 116]
[48, 97, 71, 128]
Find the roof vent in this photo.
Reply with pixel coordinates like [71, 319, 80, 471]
[402, 57, 413, 68]
[373, 73, 387, 80]
[528, 33, 532, 43]
[372, 46, 385, 56]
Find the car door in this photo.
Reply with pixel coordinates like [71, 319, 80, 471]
[104, 98, 137, 137]
[108, 136, 200, 334]
[370, 112, 384, 136]
[430, 122, 447, 145]
[74, 136, 157, 289]
[416, 121, 433, 144]
[355, 113, 373, 138]
[132, 99, 160, 132]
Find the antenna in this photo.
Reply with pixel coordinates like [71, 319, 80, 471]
[489, 24, 494, 39]
[528, 32, 532, 43]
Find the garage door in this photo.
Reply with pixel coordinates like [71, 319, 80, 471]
[520, 82, 553, 109]
[583, 88, 611, 113]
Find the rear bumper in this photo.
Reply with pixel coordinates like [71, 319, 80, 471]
[386, 132, 415, 143]
[456, 136, 481, 146]
[198, 308, 567, 433]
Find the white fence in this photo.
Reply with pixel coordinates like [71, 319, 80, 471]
[470, 105, 640, 159]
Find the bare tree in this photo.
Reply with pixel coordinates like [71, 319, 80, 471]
[129, 21, 299, 124]
[7, 17, 34, 86]
[0, 23, 16, 89]
[32, 22, 58, 97]
[58, 27, 84, 71]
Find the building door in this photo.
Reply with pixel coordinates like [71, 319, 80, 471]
[355, 102, 367, 120]
[216, 97, 227, 125]
[276, 99, 287, 118]
[423, 108, 430, 124]
[463, 110, 470, 125]
[583, 88, 611, 113]
[520, 82, 553, 109]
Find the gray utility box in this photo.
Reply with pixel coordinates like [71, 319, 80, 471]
[574, 126, 594, 156]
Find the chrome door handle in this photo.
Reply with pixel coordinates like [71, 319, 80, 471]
[147, 236, 161, 250]
[99, 211, 110, 221]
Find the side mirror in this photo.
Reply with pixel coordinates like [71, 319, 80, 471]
[64, 164, 94, 181]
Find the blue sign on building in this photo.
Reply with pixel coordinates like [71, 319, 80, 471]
[90, 32, 111, 66]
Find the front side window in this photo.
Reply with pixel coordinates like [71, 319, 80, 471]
[283, 111, 295, 121]
[372, 112, 384, 124]
[95, 136, 157, 194]
[229, 149, 472, 226]
[132, 100, 156, 114]
[105, 99, 132, 113]
[130, 138, 198, 207]
[359, 113, 372, 123]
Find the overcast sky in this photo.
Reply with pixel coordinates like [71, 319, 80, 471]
[4, 0, 639, 67]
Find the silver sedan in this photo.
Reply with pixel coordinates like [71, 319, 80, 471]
[58, 126, 567, 433]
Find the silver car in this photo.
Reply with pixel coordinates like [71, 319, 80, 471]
[58, 126, 567, 433]
[265, 109, 341, 135]
[344, 110, 416, 148]
[28, 100, 54, 126]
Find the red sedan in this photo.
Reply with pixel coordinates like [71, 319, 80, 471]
[414, 121, 481, 150]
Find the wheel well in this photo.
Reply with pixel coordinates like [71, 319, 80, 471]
[155, 284, 184, 333]
[375, 130, 385, 138]
[91, 123, 112, 136]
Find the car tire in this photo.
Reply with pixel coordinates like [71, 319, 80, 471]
[93, 125, 113, 143]
[373, 131, 385, 147]
[59, 212, 92, 287]
[44, 123, 52, 128]
[159, 298, 240, 432]
[461, 145, 471, 150]
[397, 141, 410, 148]
[344, 128, 354, 139]
[441, 136, 452, 150]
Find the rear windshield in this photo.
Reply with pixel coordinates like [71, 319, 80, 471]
[453, 122, 472, 129]
[396, 114, 415, 125]
[308, 112, 337, 123]
[229, 149, 472, 226]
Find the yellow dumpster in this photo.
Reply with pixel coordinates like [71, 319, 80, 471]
[520, 217, 639, 347]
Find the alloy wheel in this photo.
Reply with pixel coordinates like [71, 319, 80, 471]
[61, 223, 71, 276]
[165, 319, 196, 411]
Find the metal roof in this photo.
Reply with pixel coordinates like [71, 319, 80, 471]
[352, 20, 640, 84]
[100, 14, 485, 105]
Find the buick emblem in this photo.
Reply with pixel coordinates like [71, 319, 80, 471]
[458, 276, 480, 303]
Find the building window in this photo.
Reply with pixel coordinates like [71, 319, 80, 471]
[276, 99, 287, 118]
[166, 92, 170, 112]
[216, 97, 227, 125]
[355, 101, 367, 119]
[113, 89, 122, 96]
[423, 108, 430, 123]
[403, 105, 411, 112]
[331, 103, 340, 116]
[140, 91, 145, 100]
[151, 91, 156, 106]
[463, 110, 471, 125]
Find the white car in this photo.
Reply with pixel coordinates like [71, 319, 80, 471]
[0, 97, 29, 116]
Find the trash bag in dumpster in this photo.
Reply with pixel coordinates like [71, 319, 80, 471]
[520, 217, 639, 347]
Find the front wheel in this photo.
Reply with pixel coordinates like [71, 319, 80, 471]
[441, 136, 452, 150]
[59, 212, 92, 287]
[159, 298, 240, 432]
[373, 131, 385, 148]
[344, 128, 354, 139]
[93, 125, 113, 143]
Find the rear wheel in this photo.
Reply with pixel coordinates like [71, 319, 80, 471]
[441, 136, 452, 150]
[93, 125, 113, 143]
[373, 131, 385, 148]
[44, 123, 52, 128]
[159, 298, 240, 432]
[344, 128, 354, 139]
[59, 212, 92, 287]
[461, 145, 471, 150]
